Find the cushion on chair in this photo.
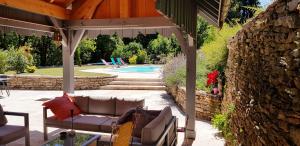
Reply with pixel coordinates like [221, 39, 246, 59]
[42, 93, 81, 120]
[0, 125, 27, 144]
[88, 97, 116, 115]
[141, 106, 172, 145]
[70, 96, 89, 113]
[0, 104, 7, 126]
[133, 110, 157, 138]
[115, 98, 145, 116]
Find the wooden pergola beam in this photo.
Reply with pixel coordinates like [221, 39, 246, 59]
[65, 17, 176, 30]
[0, 0, 69, 20]
[0, 16, 53, 33]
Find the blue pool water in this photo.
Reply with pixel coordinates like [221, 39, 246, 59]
[114, 66, 160, 73]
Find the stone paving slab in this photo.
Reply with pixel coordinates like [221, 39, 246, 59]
[0, 90, 224, 146]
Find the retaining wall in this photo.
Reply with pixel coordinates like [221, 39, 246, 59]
[224, 0, 300, 145]
[8, 75, 116, 90]
[167, 86, 221, 121]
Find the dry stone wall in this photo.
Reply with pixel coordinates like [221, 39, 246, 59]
[8, 75, 116, 90]
[224, 0, 300, 145]
[167, 86, 221, 120]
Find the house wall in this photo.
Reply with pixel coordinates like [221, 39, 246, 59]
[224, 0, 300, 145]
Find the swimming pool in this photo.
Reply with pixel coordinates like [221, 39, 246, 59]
[113, 66, 161, 73]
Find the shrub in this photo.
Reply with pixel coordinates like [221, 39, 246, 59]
[0, 50, 8, 74]
[162, 53, 186, 87]
[125, 42, 143, 55]
[136, 50, 148, 64]
[129, 55, 137, 64]
[19, 45, 34, 65]
[75, 39, 96, 65]
[26, 65, 37, 73]
[212, 104, 236, 144]
[7, 48, 28, 74]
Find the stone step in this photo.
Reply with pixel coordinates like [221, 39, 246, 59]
[99, 85, 166, 90]
[109, 81, 164, 86]
[114, 78, 162, 82]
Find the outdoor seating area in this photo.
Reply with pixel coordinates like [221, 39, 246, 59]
[41, 94, 178, 146]
[1, 90, 223, 146]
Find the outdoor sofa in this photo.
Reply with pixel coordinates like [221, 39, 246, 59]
[43, 96, 177, 146]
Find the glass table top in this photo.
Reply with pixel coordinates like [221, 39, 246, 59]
[43, 132, 100, 146]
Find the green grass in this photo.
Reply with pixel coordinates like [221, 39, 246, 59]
[5, 65, 111, 77]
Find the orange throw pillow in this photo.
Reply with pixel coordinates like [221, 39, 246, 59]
[43, 93, 81, 120]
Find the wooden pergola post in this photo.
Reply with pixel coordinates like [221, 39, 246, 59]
[185, 35, 197, 139]
[50, 16, 85, 93]
[62, 29, 85, 93]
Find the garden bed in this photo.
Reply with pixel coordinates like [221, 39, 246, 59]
[167, 86, 222, 121]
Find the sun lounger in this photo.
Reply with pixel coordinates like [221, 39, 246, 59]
[119, 58, 128, 65]
[101, 59, 111, 66]
[117, 58, 127, 65]
[110, 58, 118, 65]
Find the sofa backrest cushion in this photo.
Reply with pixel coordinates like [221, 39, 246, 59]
[88, 97, 116, 115]
[141, 106, 172, 145]
[115, 98, 145, 116]
[0, 104, 7, 126]
[71, 96, 89, 114]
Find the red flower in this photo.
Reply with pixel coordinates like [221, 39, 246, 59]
[207, 70, 219, 86]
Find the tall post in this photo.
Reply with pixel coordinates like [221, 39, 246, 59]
[185, 35, 196, 139]
[63, 29, 75, 94]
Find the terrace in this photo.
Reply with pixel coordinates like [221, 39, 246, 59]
[1, 0, 299, 146]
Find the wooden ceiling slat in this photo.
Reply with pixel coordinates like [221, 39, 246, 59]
[70, 0, 103, 19]
[0, 0, 69, 20]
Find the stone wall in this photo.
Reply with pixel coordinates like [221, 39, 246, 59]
[8, 75, 116, 90]
[224, 0, 300, 145]
[167, 86, 221, 121]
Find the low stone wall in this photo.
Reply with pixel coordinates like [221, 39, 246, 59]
[167, 86, 221, 121]
[8, 75, 116, 90]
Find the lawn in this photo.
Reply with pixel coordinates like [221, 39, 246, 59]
[5, 65, 111, 77]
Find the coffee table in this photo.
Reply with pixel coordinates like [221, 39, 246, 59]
[42, 132, 101, 146]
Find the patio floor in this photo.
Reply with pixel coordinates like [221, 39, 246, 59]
[0, 90, 224, 146]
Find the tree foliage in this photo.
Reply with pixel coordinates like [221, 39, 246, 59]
[197, 16, 209, 48]
[226, 0, 260, 24]
[75, 38, 96, 65]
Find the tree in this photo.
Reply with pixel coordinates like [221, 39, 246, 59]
[226, 0, 260, 24]
[196, 16, 209, 48]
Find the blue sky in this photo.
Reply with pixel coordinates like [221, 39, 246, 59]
[260, 0, 272, 8]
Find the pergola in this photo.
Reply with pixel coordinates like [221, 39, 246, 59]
[0, 0, 229, 140]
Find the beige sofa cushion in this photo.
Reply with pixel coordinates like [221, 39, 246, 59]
[115, 98, 144, 116]
[72, 96, 89, 113]
[0, 104, 7, 126]
[73, 115, 111, 131]
[89, 97, 116, 115]
[141, 106, 172, 145]
[0, 125, 27, 144]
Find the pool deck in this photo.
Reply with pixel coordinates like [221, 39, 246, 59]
[81, 65, 162, 79]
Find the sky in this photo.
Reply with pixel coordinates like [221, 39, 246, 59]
[260, 0, 273, 8]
